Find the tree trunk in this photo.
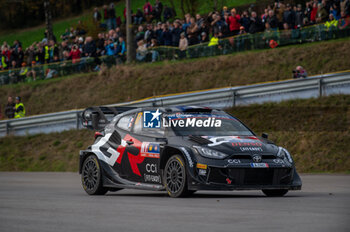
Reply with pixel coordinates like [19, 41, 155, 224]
[126, 0, 134, 63]
[180, 0, 185, 17]
[44, 0, 54, 41]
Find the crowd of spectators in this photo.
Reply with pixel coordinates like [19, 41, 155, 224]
[0, 0, 350, 81]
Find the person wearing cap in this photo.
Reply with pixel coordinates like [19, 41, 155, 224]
[295, 4, 304, 28]
[26, 61, 37, 81]
[199, 32, 209, 43]
[14, 96, 25, 118]
[19, 62, 28, 82]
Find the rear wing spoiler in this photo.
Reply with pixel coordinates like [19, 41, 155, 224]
[81, 106, 136, 130]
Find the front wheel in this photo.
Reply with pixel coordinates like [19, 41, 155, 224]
[262, 189, 288, 197]
[163, 155, 190, 198]
[81, 155, 108, 195]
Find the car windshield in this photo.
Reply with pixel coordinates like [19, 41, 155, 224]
[163, 112, 254, 136]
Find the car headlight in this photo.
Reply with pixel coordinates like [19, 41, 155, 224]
[194, 146, 228, 159]
[277, 147, 293, 163]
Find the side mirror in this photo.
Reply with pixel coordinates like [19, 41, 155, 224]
[156, 137, 168, 144]
[262, 133, 268, 139]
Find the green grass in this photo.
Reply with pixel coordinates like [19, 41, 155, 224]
[0, 94, 348, 172]
[0, 0, 255, 48]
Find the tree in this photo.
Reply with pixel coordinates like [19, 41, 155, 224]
[44, 0, 54, 40]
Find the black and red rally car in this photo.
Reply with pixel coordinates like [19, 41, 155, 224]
[79, 106, 302, 197]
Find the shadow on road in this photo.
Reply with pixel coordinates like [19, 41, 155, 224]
[105, 191, 303, 199]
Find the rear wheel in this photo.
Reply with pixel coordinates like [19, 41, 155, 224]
[81, 155, 108, 195]
[163, 155, 190, 198]
[262, 189, 288, 197]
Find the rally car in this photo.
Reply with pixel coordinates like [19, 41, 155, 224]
[79, 106, 302, 197]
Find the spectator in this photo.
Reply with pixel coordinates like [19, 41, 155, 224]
[19, 62, 28, 81]
[143, 1, 153, 22]
[109, 3, 117, 29]
[266, 10, 279, 29]
[330, 4, 341, 20]
[135, 25, 145, 42]
[249, 11, 263, 34]
[187, 17, 199, 45]
[93, 7, 102, 23]
[283, 4, 296, 29]
[293, 66, 308, 78]
[14, 96, 25, 118]
[221, 6, 229, 18]
[26, 61, 37, 81]
[83, 36, 96, 58]
[144, 24, 155, 43]
[153, 0, 163, 21]
[134, 8, 144, 24]
[199, 32, 209, 43]
[238, 26, 246, 35]
[163, 5, 173, 21]
[136, 40, 148, 61]
[105, 39, 115, 56]
[58, 41, 70, 61]
[4, 96, 15, 119]
[295, 4, 304, 28]
[310, 2, 318, 23]
[178, 32, 188, 59]
[69, 44, 81, 63]
[339, 11, 350, 29]
[325, 14, 339, 28]
[227, 8, 241, 35]
[162, 24, 172, 46]
[240, 11, 251, 33]
[316, 3, 328, 23]
[171, 21, 182, 47]
[116, 36, 126, 59]
[208, 33, 219, 46]
[273, 2, 285, 28]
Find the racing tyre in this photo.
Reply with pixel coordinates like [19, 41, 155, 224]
[81, 155, 108, 195]
[262, 189, 288, 197]
[164, 155, 190, 198]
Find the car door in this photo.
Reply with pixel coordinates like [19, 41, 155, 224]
[128, 111, 165, 185]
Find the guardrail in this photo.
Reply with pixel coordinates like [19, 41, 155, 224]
[1, 71, 350, 137]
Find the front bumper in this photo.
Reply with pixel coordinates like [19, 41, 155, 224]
[187, 161, 302, 191]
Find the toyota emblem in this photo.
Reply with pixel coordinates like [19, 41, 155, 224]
[252, 155, 262, 163]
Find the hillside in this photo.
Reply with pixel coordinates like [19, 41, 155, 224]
[0, 94, 348, 173]
[1, 38, 350, 116]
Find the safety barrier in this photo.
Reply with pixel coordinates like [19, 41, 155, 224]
[0, 71, 349, 137]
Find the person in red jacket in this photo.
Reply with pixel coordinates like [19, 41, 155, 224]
[69, 45, 81, 64]
[227, 8, 241, 36]
[310, 2, 318, 23]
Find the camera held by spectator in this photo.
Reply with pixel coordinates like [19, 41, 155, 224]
[293, 66, 308, 79]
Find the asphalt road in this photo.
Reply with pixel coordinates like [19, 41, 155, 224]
[0, 172, 349, 232]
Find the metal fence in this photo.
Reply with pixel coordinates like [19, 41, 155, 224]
[1, 71, 349, 137]
[1, 24, 350, 85]
[152, 24, 350, 60]
[0, 56, 117, 85]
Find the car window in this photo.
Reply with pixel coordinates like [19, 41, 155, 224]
[133, 112, 165, 137]
[116, 114, 134, 131]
